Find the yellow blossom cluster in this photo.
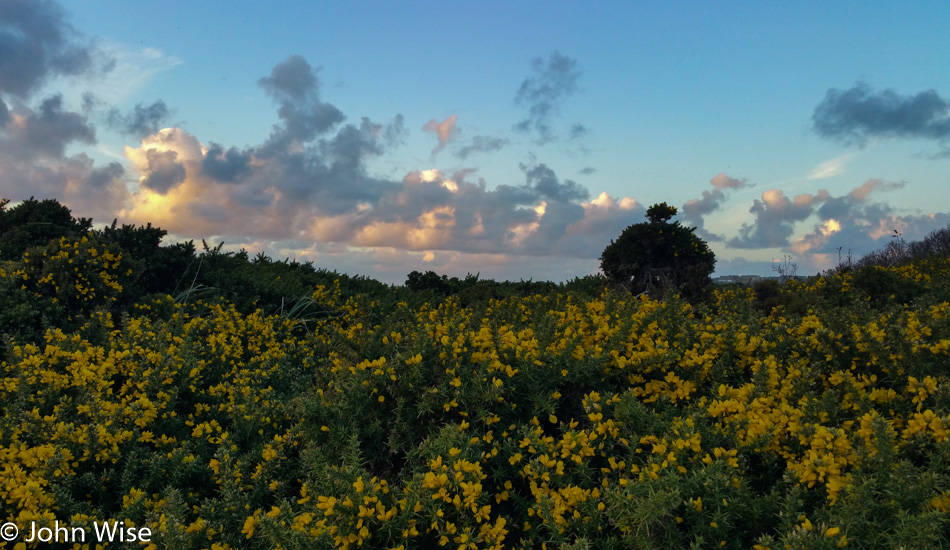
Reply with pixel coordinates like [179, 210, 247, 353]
[1, 261, 949, 548]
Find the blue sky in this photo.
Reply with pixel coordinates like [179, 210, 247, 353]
[2, 1, 950, 283]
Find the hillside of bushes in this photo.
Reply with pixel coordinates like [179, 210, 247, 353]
[1, 198, 950, 549]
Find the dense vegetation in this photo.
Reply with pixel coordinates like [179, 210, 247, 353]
[1, 198, 950, 549]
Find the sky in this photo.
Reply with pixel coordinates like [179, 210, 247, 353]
[2, 1, 950, 284]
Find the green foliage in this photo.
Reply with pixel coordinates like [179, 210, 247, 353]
[600, 203, 715, 302]
[852, 265, 927, 307]
[5, 197, 950, 549]
[0, 197, 92, 261]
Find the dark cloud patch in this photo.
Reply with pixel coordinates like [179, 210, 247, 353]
[86, 161, 124, 188]
[579, 166, 596, 175]
[107, 100, 169, 138]
[681, 174, 749, 241]
[521, 163, 589, 202]
[202, 142, 252, 182]
[812, 82, 950, 146]
[0, 96, 8, 126]
[522, 200, 586, 254]
[568, 123, 589, 140]
[259, 55, 345, 152]
[514, 51, 580, 143]
[456, 135, 508, 159]
[16, 94, 96, 157]
[0, 0, 101, 98]
[142, 149, 185, 193]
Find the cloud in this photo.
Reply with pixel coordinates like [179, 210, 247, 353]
[680, 173, 749, 241]
[422, 114, 459, 154]
[569, 123, 589, 139]
[107, 100, 170, 138]
[455, 135, 507, 159]
[119, 102, 640, 263]
[727, 189, 818, 249]
[812, 82, 950, 146]
[789, 179, 912, 259]
[0, 0, 99, 98]
[78, 44, 179, 106]
[201, 142, 252, 182]
[258, 54, 345, 152]
[141, 149, 185, 193]
[807, 152, 856, 180]
[1, 42, 645, 276]
[2, 94, 96, 158]
[721, 178, 949, 268]
[521, 163, 589, 202]
[514, 50, 581, 143]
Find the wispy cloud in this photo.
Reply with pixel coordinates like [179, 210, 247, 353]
[807, 152, 856, 180]
[76, 43, 180, 106]
[455, 135, 507, 159]
[513, 51, 581, 144]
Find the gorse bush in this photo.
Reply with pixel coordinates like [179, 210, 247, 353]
[1, 198, 950, 548]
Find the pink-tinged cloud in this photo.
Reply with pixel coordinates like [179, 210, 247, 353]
[422, 114, 459, 154]
[680, 173, 749, 241]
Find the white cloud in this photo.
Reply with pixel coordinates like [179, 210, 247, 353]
[807, 152, 856, 180]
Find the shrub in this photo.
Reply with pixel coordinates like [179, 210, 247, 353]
[600, 202, 715, 301]
[0, 197, 92, 261]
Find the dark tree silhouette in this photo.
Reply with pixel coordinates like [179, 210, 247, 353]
[600, 202, 715, 301]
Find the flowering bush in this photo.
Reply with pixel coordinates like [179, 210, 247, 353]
[1, 249, 950, 548]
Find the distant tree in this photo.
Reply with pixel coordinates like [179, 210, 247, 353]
[599, 202, 715, 301]
[405, 270, 452, 295]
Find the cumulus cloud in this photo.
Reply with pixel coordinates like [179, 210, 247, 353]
[0, 10, 647, 277]
[789, 179, 911, 259]
[728, 189, 818, 249]
[514, 51, 581, 143]
[119, 112, 639, 264]
[422, 114, 459, 154]
[812, 82, 950, 146]
[680, 173, 749, 241]
[722, 178, 950, 269]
